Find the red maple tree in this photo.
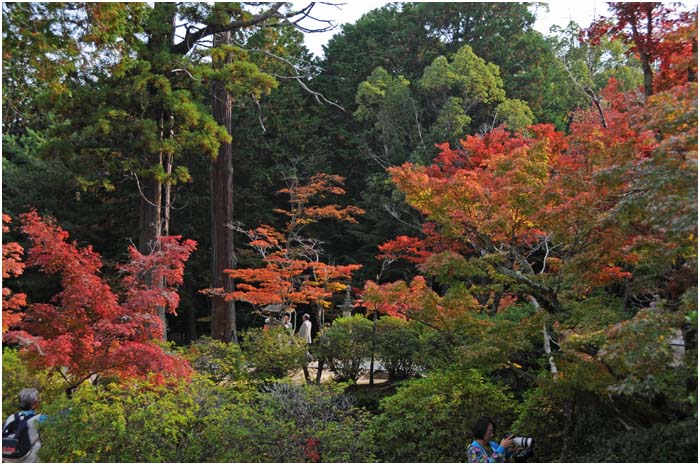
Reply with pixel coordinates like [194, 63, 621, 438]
[3, 211, 195, 389]
[585, 2, 697, 96]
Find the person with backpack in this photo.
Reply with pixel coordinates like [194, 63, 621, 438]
[2, 388, 47, 463]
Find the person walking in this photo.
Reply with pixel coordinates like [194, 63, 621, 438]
[297, 313, 313, 383]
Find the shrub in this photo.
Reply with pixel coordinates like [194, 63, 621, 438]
[240, 327, 307, 379]
[369, 368, 516, 462]
[259, 383, 375, 462]
[191, 382, 375, 462]
[39, 376, 203, 462]
[374, 316, 420, 380]
[510, 386, 571, 463]
[578, 418, 698, 462]
[513, 381, 699, 463]
[182, 336, 247, 383]
[412, 326, 461, 371]
[316, 315, 373, 382]
[2, 347, 65, 416]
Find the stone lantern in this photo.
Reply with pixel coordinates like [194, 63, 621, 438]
[338, 286, 353, 318]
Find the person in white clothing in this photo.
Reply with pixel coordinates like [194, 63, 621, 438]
[282, 313, 293, 334]
[297, 313, 312, 344]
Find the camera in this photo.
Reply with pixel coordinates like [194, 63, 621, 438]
[510, 436, 534, 448]
[503, 433, 534, 462]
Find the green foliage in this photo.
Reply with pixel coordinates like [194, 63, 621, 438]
[419, 45, 506, 107]
[39, 376, 202, 462]
[495, 98, 535, 132]
[182, 336, 247, 383]
[39, 375, 374, 462]
[316, 315, 373, 382]
[513, 385, 698, 463]
[2, 348, 65, 417]
[370, 368, 516, 462]
[417, 45, 507, 144]
[374, 316, 421, 381]
[240, 327, 307, 380]
[510, 387, 570, 463]
[354, 67, 418, 166]
[578, 418, 698, 463]
[562, 294, 627, 331]
[597, 308, 688, 399]
[412, 326, 461, 371]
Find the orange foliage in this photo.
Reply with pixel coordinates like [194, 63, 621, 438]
[2, 214, 27, 333]
[379, 53, 695, 306]
[217, 173, 363, 312]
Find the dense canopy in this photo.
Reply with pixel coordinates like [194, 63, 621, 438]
[2, 2, 697, 463]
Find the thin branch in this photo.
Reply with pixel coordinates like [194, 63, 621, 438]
[172, 3, 286, 55]
[171, 68, 202, 82]
[252, 98, 267, 132]
[383, 203, 424, 233]
[558, 55, 607, 128]
[131, 170, 160, 209]
[231, 40, 347, 113]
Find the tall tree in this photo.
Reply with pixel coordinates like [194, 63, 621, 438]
[3, 2, 334, 340]
[210, 31, 238, 343]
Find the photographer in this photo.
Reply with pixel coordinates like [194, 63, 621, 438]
[467, 416, 513, 463]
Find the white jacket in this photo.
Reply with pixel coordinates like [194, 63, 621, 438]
[298, 320, 312, 344]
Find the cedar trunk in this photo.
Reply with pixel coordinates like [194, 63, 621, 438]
[210, 31, 237, 343]
[138, 174, 167, 340]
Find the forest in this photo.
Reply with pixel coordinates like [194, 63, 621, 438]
[1, 2, 697, 462]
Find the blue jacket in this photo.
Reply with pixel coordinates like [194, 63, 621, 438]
[467, 439, 507, 463]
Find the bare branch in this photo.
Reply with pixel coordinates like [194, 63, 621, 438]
[173, 3, 286, 55]
[383, 203, 424, 233]
[171, 68, 202, 82]
[131, 170, 160, 209]
[231, 39, 347, 113]
[252, 98, 267, 132]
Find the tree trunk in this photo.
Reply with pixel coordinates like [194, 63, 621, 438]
[137, 1, 176, 342]
[138, 174, 166, 340]
[641, 6, 654, 97]
[210, 30, 237, 343]
[640, 51, 654, 97]
[315, 358, 325, 385]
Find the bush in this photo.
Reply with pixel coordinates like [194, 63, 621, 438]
[578, 418, 698, 462]
[513, 381, 699, 463]
[39, 376, 203, 462]
[510, 386, 571, 463]
[374, 316, 420, 380]
[2, 347, 65, 416]
[258, 383, 375, 462]
[316, 315, 373, 382]
[240, 327, 307, 379]
[369, 368, 516, 462]
[182, 336, 247, 383]
[412, 326, 461, 371]
[190, 381, 375, 462]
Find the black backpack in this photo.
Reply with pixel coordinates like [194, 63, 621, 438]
[2, 412, 36, 459]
